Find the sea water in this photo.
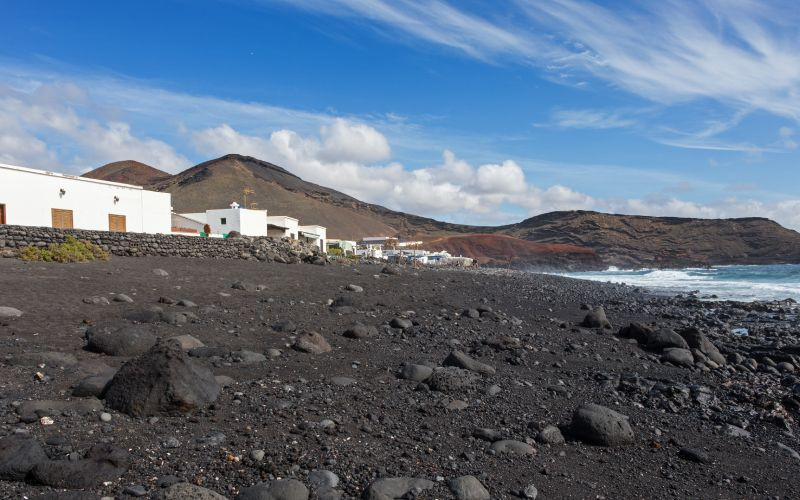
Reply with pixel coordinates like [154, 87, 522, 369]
[560, 264, 800, 302]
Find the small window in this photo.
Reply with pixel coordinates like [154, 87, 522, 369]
[220, 218, 227, 225]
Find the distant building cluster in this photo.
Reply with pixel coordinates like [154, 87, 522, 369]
[327, 235, 474, 266]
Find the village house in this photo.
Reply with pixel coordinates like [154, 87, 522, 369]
[266, 215, 299, 239]
[326, 239, 356, 255]
[298, 224, 327, 253]
[0, 162, 171, 233]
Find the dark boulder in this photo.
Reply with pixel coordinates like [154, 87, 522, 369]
[29, 444, 130, 489]
[0, 435, 47, 481]
[103, 343, 220, 417]
[85, 322, 158, 357]
[581, 307, 611, 329]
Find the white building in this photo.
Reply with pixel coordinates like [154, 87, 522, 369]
[266, 215, 299, 239]
[181, 202, 268, 237]
[0, 162, 171, 233]
[298, 224, 327, 253]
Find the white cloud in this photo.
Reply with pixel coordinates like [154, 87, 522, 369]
[546, 109, 636, 129]
[0, 82, 190, 171]
[779, 126, 797, 150]
[283, 1, 800, 121]
[318, 118, 391, 162]
[191, 121, 599, 221]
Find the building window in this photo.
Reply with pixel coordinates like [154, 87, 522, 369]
[220, 218, 227, 225]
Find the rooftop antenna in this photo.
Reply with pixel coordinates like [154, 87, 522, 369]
[243, 187, 254, 208]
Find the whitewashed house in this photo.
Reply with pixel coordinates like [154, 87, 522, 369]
[266, 215, 299, 239]
[298, 224, 327, 253]
[180, 202, 269, 237]
[0, 162, 171, 233]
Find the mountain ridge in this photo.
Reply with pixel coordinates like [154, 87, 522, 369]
[82, 154, 800, 269]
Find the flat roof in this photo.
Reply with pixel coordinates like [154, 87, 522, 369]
[0, 162, 147, 191]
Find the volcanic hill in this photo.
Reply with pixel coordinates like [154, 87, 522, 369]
[83, 154, 800, 269]
[82, 160, 170, 186]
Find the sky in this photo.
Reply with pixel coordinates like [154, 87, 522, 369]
[2, 0, 800, 228]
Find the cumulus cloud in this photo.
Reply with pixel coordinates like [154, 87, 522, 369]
[0, 82, 191, 171]
[191, 121, 599, 221]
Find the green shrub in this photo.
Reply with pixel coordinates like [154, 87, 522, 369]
[328, 247, 344, 256]
[19, 236, 110, 263]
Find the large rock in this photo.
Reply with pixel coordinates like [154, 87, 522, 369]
[343, 322, 378, 339]
[399, 363, 433, 382]
[364, 477, 435, 500]
[678, 327, 726, 365]
[292, 331, 332, 354]
[449, 475, 490, 500]
[156, 483, 229, 500]
[72, 372, 116, 397]
[581, 307, 611, 329]
[568, 403, 634, 446]
[617, 323, 653, 343]
[427, 367, 480, 393]
[643, 329, 689, 351]
[237, 479, 309, 500]
[0, 435, 48, 480]
[661, 347, 695, 367]
[85, 323, 158, 356]
[0, 306, 23, 318]
[29, 444, 130, 489]
[103, 343, 220, 417]
[443, 350, 495, 375]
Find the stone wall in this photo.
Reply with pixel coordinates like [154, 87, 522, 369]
[0, 225, 327, 264]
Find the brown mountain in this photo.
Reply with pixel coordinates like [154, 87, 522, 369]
[497, 210, 800, 269]
[146, 154, 477, 240]
[422, 234, 602, 270]
[82, 160, 171, 186]
[82, 154, 800, 269]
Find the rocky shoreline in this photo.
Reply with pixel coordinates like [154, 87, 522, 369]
[0, 257, 797, 499]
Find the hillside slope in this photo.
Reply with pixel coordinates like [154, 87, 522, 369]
[82, 160, 170, 186]
[147, 154, 479, 239]
[498, 210, 800, 268]
[423, 234, 602, 270]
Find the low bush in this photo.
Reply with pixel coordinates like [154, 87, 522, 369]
[19, 236, 111, 263]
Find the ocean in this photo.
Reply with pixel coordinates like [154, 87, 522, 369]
[560, 263, 800, 302]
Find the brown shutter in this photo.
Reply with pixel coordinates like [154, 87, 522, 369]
[0, 204, 5, 224]
[108, 214, 126, 233]
[51, 209, 74, 229]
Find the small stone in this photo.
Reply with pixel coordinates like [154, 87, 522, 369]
[123, 484, 148, 497]
[113, 294, 134, 303]
[522, 484, 538, 499]
[100, 412, 112, 422]
[0, 306, 23, 318]
[536, 425, 565, 445]
[163, 437, 181, 449]
[390, 318, 413, 330]
[678, 447, 711, 464]
[250, 449, 265, 462]
[152, 269, 169, 276]
[308, 469, 340, 490]
[490, 440, 535, 455]
[449, 475, 490, 500]
[346, 284, 364, 293]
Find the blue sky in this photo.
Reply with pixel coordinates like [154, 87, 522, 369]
[2, 0, 800, 228]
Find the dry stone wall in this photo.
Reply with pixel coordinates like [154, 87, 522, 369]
[0, 225, 327, 264]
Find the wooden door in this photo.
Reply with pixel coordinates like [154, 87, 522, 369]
[108, 214, 126, 233]
[0, 204, 5, 224]
[51, 208, 73, 229]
